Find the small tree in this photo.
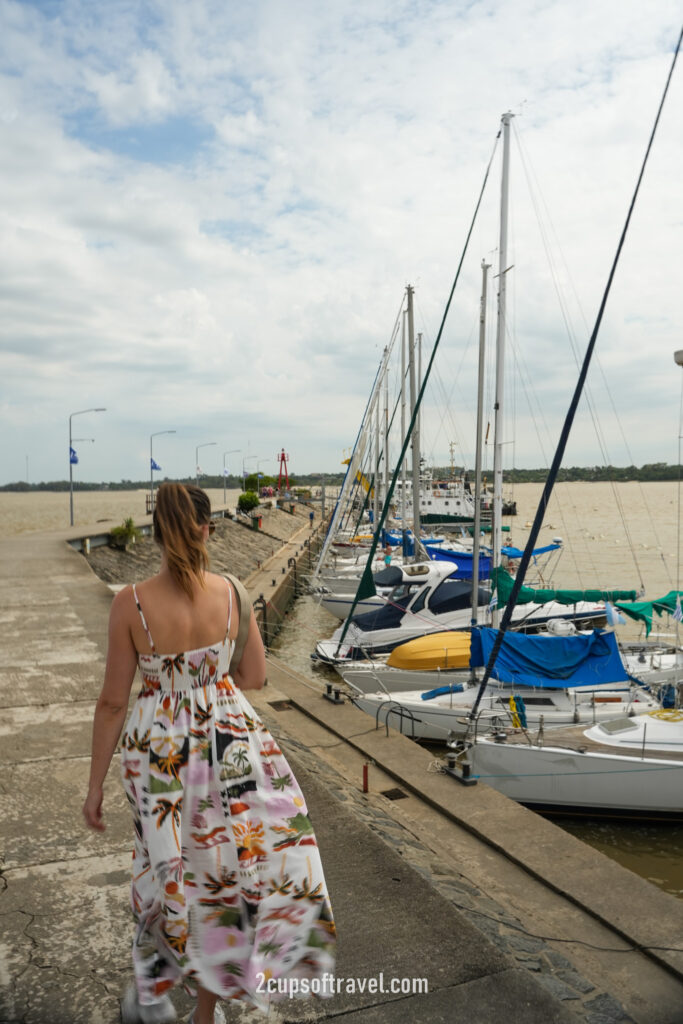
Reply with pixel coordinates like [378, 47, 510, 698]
[109, 516, 141, 550]
[238, 491, 260, 513]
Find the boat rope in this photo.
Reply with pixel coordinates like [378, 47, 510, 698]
[333, 128, 503, 655]
[468, 26, 683, 729]
[513, 120, 673, 590]
[512, 119, 647, 591]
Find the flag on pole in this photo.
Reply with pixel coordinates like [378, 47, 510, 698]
[151, 458, 161, 471]
[674, 596, 683, 623]
[605, 601, 626, 627]
[70, 447, 78, 465]
[222, 468, 230, 477]
[196, 465, 203, 477]
[488, 592, 498, 614]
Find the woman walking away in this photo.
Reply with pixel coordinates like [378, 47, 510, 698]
[83, 483, 336, 1024]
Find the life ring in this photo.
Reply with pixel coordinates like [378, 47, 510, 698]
[647, 709, 683, 722]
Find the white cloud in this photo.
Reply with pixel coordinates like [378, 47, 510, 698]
[0, 0, 681, 485]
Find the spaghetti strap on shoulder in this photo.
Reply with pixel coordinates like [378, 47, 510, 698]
[132, 584, 155, 652]
[225, 577, 233, 637]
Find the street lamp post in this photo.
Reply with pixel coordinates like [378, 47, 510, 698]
[223, 449, 241, 505]
[242, 455, 258, 491]
[196, 442, 217, 486]
[150, 430, 176, 513]
[69, 407, 106, 526]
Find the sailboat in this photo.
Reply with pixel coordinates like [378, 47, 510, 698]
[455, 46, 683, 820]
[462, 710, 683, 819]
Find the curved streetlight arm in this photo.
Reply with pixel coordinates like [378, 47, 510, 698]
[196, 442, 217, 486]
[150, 430, 176, 512]
[69, 407, 106, 526]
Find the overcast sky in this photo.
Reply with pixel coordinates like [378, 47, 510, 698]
[1, 0, 681, 486]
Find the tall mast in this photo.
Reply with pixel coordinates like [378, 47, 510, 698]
[373, 383, 380, 529]
[383, 345, 390, 525]
[401, 310, 408, 552]
[407, 285, 421, 551]
[491, 111, 513, 626]
[471, 259, 491, 633]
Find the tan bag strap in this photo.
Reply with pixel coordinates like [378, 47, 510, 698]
[225, 574, 252, 668]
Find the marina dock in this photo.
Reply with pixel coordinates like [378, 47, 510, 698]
[1, 515, 683, 1023]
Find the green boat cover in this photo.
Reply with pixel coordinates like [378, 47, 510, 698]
[492, 567, 636, 608]
[614, 591, 683, 636]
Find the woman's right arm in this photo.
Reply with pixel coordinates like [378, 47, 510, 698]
[232, 610, 267, 691]
[83, 588, 138, 831]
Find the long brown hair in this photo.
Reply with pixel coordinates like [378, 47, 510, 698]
[153, 483, 210, 598]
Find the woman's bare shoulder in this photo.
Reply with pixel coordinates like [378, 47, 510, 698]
[108, 584, 137, 629]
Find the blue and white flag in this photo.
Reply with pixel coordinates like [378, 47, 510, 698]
[674, 596, 683, 623]
[222, 468, 230, 477]
[150, 458, 162, 471]
[605, 601, 626, 627]
[488, 592, 498, 614]
[69, 446, 78, 465]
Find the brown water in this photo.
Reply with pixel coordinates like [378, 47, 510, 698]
[0, 488, 244, 534]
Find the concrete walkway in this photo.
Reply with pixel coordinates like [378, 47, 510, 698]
[1, 526, 682, 1023]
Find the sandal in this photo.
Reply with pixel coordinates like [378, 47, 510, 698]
[187, 1006, 226, 1024]
[121, 983, 177, 1024]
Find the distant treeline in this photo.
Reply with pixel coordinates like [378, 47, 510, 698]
[0, 472, 347, 493]
[1, 464, 679, 492]
[499, 463, 680, 483]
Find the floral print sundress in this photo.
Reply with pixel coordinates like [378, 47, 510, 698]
[120, 581, 336, 1010]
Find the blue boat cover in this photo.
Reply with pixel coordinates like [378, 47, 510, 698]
[424, 544, 493, 580]
[500, 542, 561, 559]
[469, 627, 627, 688]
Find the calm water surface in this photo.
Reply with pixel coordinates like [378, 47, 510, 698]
[0, 488, 243, 534]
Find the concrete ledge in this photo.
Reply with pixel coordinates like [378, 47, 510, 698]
[263, 655, 683, 984]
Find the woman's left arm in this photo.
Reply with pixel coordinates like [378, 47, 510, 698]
[83, 588, 138, 832]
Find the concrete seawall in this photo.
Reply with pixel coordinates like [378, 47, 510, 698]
[1, 518, 683, 1023]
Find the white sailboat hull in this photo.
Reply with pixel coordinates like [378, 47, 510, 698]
[346, 685, 658, 743]
[468, 738, 683, 818]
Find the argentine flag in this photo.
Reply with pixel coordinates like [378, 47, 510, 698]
[674, 596, 683, 624]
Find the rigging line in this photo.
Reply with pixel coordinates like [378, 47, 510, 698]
[469, 26, 683, 724]
[512, 121, 644, 588]
[413, 291, 476, 469]
[513, 120, 665, 589]
[505, 321, 602, 587]
[334, 127, 502, 652]
[514, 124, 673, 581]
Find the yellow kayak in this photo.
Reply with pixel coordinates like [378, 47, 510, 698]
[386, 631, 471, 671]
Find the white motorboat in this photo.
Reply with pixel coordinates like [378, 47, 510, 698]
[313, 564, 606, 665]
[316, 561, 454, 620]
[462, 709, 683, 820]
